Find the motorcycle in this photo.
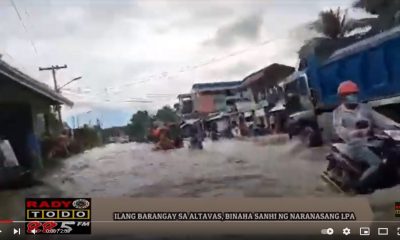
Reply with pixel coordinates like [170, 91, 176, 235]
[321, 121, 400, 194]
[210, 130, 219, 141]
[189, 136, 203, 150]
[187, 124, 204, 150]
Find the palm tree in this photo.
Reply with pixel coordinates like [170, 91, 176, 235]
[319, 8, 348, 39]
[353, 0, 400, 31]
[298, 6, 375, 64]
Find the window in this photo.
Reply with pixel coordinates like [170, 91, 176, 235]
[284, 77, 308, 97]
[297, 77, 309, 96]
[298, 58, 308, 71]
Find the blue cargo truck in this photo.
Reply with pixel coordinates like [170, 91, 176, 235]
[285, 26, 400, 145]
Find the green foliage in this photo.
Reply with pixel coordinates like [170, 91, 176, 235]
[319, 8, 348, 39]
[74, 125, 102, 149]
[353, 0, 395, 15]
[101, 126, 129, 142]
[298, 2, 384, 61]
[155, 106, 179, 123]
[353, 0, 400, 31]
[127, 110, 153, 142]
[125, 106, 180, 142]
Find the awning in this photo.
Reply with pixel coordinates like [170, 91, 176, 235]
[207, 112, 228, 121]
[269, 101, 285, 113]
[180, 118, 200, 127]
[0, 60, 73, 107]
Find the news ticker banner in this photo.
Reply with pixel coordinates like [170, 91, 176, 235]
[24, 198, 400, 235]
[92, 198, 375, 235]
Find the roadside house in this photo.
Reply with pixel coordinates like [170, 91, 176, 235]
[0, 59, 73, 168]
[191, 81, 242, 115]
[239, 63, 295, 132]
[177, 93, 193, 119]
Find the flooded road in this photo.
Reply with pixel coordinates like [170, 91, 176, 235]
[1, 136, 399, 222]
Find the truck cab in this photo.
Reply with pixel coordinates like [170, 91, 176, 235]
[281, 71, 323, 146]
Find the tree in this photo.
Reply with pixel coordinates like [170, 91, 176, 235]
[124, 105, 180, 143]
[126, 110, 152, 142]
[155, 106, 179, 123]
[298, 6, 374, 64]
[318, 8, 348, 39]
[353, 0, 400, 31]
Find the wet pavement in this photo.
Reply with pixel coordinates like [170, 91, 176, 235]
[1, 136, 399, 238]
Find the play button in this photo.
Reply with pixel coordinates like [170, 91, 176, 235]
[13, 228, 20, 235]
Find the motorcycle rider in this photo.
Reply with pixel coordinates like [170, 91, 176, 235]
[332, 80, 399, 191]
[154, 127, 174, 150]
[210, 122, 219, 141]
[189, 121, 203, 149]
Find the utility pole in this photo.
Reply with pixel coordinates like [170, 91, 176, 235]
[39, 65, 67, 123]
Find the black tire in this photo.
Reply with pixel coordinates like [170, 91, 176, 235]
[308, 128, 323, 147]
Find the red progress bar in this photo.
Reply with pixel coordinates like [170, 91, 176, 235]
[0, 220, 13, 224]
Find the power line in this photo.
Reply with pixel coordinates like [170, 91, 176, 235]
[9, 0, 39, 56]
[62, 27, 299, 104]
[59, 37, 283, 103]
[85, 38, 280, 93]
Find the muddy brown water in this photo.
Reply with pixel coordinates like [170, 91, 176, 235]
[1, 136, 398, 238]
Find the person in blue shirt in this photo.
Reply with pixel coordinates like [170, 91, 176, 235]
[26, 132, 43, 171]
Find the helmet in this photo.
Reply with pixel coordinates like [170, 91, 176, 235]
[337, 80, 359, 96]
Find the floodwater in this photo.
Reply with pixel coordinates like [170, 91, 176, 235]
[1, 136, 399, 238]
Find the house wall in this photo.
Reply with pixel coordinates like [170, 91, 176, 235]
[179, 99, 193, 114]
[0, 77, 54, 136]
[193, 93, 216, 113]
[238, 88, 255, 102]
[214, 93, 227, 112]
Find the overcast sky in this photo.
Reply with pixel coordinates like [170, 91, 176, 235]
[0, 0, 367, 127]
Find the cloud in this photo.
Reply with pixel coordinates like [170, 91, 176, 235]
[0, 0, 360, 127]
[203, 14, 264, 48]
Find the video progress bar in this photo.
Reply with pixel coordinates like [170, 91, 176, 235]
[8, 220, 400, 223]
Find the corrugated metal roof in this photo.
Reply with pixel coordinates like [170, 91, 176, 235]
[241, 63, 295, 87]
[177, 93, 191, 98]
[0, 60, 73, 106]
[192, 81, 242, 92]
[269, 100, 285, 113]
[326, 26, 400, 64]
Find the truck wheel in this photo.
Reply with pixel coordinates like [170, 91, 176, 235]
[307, 128, 323, 147]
